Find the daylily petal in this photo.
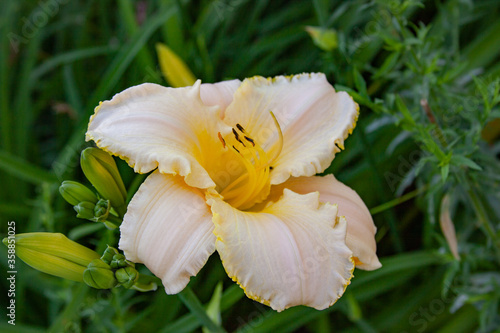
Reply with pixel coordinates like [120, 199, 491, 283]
[269, 175, 381, 270]
[86, 81, 231, 189]
[222, 73, 359, 185]
[119, 171, 215, 294]
[200, 80, 241, 116]
[210, 189, 354, 311]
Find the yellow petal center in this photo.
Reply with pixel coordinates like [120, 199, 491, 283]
[218, 112, 283, 210]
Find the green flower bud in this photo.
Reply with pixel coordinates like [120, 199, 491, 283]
[59, 181, 98, 206]
[2, 233, 100, 283]
[74, 201, 96, 220]
[83, 259, 118, 289]
[305, 26, 338, 51]
[80, 148, 127, 217]
[110, 253, 134, 269]
[94, 199, 110, 221]
[115, 266, 139, 289]
[101, 246, 120, 264]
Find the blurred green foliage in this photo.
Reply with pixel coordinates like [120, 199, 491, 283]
[0, 0, 499, 332]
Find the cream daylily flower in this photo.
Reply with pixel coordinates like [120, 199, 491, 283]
[86, 73, 381, 311]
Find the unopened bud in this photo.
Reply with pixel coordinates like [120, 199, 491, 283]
[156, 42, 196, 88]
[80, 148, 127, 216]
[74, 201, 96, 220]
[94, 199, 111, 221]
[110, 253, 133, 269]
[83, 259, 117, 289]
[305, 26, 338, 51]
[101, 246, 120, 264]
[2, 233, 99, 282]
[59, 181, 98, 206]
[115, 266, 139, 289]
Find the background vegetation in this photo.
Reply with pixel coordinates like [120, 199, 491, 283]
[1, 0, 499, 332]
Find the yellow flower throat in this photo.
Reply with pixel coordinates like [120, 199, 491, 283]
[218, 113, 283, 210]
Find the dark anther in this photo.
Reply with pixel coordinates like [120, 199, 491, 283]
[232, 128, 246, 147]
[236, 124, 245, 133]
[218, 132, 226, 148]
[244, 136, 255, 146]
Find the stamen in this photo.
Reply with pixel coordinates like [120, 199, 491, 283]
[232, 128, 246, 147]
[236, 123, 245, 133]
[218, 132, 226, 148]
[218, 114, 284, 210]
[244, 136, 255, 146]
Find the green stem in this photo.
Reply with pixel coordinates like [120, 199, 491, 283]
[48, 284, 89, 333]
[111, 288, 126, 333]
[106, 214, 123, 226]
[370, 186, 428, 215]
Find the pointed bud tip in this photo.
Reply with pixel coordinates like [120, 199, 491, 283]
[59, 181, 98, 206]
[80, 148, 127, 216]
[156, 42, 196, 88]
[305, 26, 338, 51]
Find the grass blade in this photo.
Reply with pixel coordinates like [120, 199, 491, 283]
[178, 287, 227, 333]
[0, 149, 58, 184]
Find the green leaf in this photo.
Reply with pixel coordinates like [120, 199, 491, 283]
[30, 45, 116, 81]
[441, 163, 449, 182]
[0, 323, 45, 333]
[52, 5, 177, 180]
[345, 292, 362, 321]
[450, 155, 482, 171]
[178, 287, 226, 333]
[372, 52, 399, 79]
[353, 68, 368, 98]
[160, 285, 243, 333]
[395, 95, 416, 125]
[463, 19, 500, 71]
[0, 149, 58, 184]
[203, 282, 223, 333]
[68, 223, 105, 241]
[312, 0, 329, 26]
